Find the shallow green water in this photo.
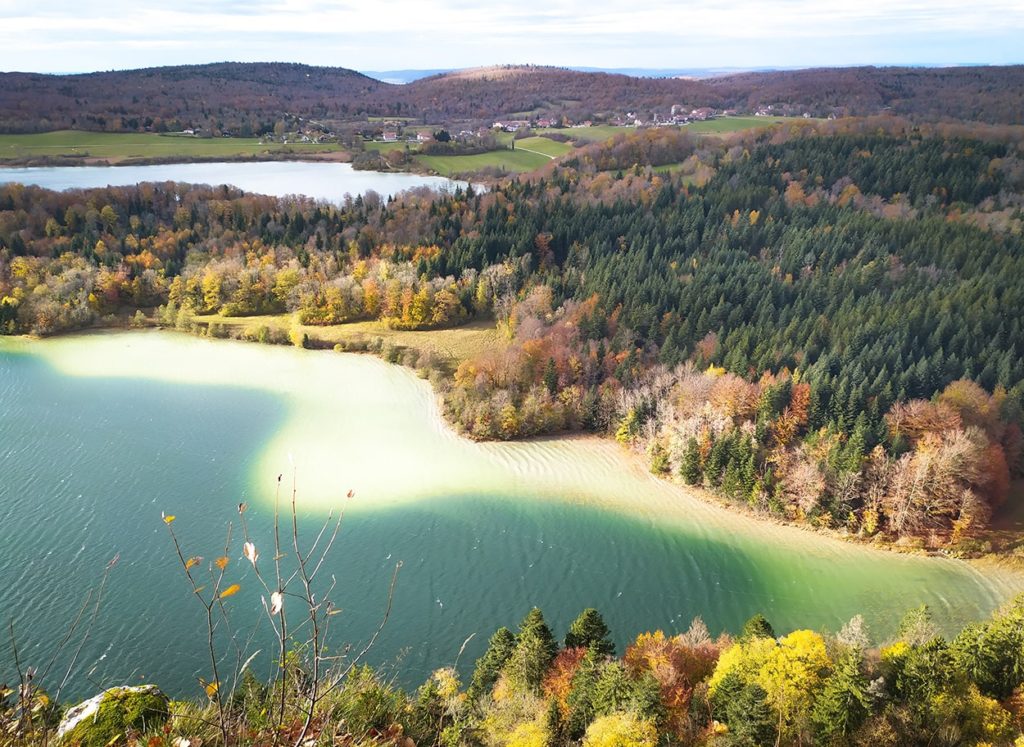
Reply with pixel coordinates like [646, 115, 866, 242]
[0, 331, 1019, 699]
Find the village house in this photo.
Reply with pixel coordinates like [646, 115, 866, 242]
[493, 120, 530, 132]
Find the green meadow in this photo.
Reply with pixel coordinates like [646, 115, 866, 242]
[0, 130, 346, 164]
[510, 135, 574, 158]
[415, 148, 552, 176]
[685, 115, 816, 133]
[537, 124, 632, 141]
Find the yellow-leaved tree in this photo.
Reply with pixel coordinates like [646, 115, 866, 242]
[582, 712, 658, 747]
[709, 630, 831, 742]
[757, 630, 831, 735]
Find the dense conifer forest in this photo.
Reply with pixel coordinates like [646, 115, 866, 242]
[1, 119, 1023, 546]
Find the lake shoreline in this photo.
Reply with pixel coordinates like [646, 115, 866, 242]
[0, 149, 499, 182]
[22, 318, 1024, 577]
[0, 150, 352, 169]
[0, 160, 473, 204]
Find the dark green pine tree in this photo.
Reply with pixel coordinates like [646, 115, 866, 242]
[705, 435, 728, 485]
[565, 648, 600, 739]
[842, 413, 870, 473]
[680, 437, 703, 485]
[722, 457, 744, 500]
[741, 613, 775, 641]
[741, 449, 758, 502]
[564, 608, 616, 657]
[951, 607, 1024, 701]
[727, 683, 778, 747]
[503, 607, 559, 694]
[591, 661, 634, 716]
[811, 651, 871, 743]
[808, 382, 830, 431]
[467, 626, 516, 700]
[407, 675, 444, 744]
[544, 357, 559, 395]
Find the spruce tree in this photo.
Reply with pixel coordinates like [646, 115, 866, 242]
[565, 648, 600, 739]
[680, 437, 703, 485]
[741, 613, 775, 640]
[467, 626, 516, 700]
[811, 651, 870, 743]
[504, 608, 558, 694]
[727, 683, 778, 747]
[564, 608, 615, 657]
[544, 357, 559, 395]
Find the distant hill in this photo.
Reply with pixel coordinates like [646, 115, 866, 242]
[707, 65, 1024, 124]
[0, 62, 386, 134]
[2, 62, 1022, 133]
[374, 65, 716, 122]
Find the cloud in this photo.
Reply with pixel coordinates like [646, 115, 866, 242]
[0, 0, 1021, 72]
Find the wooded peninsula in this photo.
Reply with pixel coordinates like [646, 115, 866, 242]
[2, 117, 1022, 554]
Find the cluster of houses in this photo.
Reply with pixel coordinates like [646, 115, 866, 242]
[369, 103, 830, 145]
[381, 129, 434, 143]
[606, 105, 731, 127]
[490, 118, 593, 132]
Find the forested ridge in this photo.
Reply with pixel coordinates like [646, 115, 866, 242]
[1, 121, 1023, 546]
[2, 62, 1024, 133]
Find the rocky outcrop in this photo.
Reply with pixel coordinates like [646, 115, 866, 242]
[57, 685, 169, 746]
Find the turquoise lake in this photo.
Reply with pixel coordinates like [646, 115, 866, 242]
[1, 331, 1019, 699]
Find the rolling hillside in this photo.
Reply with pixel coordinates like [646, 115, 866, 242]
[2, 62, 1023, 134]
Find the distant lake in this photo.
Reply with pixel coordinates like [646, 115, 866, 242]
[2, 331, 1021, 699]
[0, 161, 467, 202]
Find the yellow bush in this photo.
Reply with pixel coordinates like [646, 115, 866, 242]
[506, 717, 548, 747]
[582, 712, 658, 747]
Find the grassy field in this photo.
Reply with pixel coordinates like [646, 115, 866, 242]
[537, 125, 632, 142]
[193, 314, 501, 365]
[0, 131, 347, 164]
[0, 117, 818, 171]
[364, 140, 409, 153]
[415, 148, 551, 176]
[535, 117, 816, 143]
[511, 136, 574, 158]
[685, 115, 814, 134]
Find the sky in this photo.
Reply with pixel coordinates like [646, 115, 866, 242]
[0, 0, 1022, 74]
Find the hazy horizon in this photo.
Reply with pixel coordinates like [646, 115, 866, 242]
[2, 61, 1018, 79]
[1, 0, 1021, 75]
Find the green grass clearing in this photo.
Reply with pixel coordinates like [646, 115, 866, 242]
[0, 130, 347, 164]
[684, 115, 818, 134]
[415, 149, 551, 176]
[193, 314, 501, 365]
[364, 140, 410, 153]
[537, 125, 632, 142]
[510, 136, 573, 158]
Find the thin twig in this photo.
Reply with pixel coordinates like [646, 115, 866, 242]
[320, 561, 402, 699]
